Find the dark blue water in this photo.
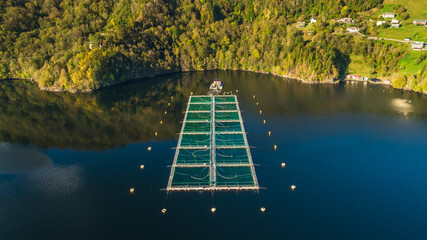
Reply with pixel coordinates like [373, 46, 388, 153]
[1, 71, 427, 239]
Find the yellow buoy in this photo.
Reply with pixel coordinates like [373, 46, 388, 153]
[191, 92, 193, 95]
[281, 163, 286, 168]
[256, 102, 259, 106]
[155, 132, 158, 136]
[291, 185, 296, 191]
[160, 121, 163, 125]
[168, 102, 171, 106]
[148, 147, 152, 151]
[268, 131, 271, 136]
[263, 120, 266, 124]
[274, 145, 277, 150]
[162, 208, 167, 214]
[140, 165, 145, 169]
[236, 90, 239, 93]
[259, 110, 262, 115]
[130, 188, 135, 194]
[171, 96, 174, 99]
[260, 207, 266, 212]
[164, 111, 167, 115]
[211, 207, 216, 213]
[253, 95, 256, 99]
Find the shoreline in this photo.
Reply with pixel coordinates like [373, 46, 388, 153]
[35, 69, 337, 93]
[3, 69, 426, 95]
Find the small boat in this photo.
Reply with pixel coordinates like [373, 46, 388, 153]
[209, 79, 224, 91]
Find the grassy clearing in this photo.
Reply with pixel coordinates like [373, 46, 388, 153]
[383, 0, 427, 20]
[378, 4, 396, 15]
[377, 24, 427, 41]
[398, 51, 427, 75]
[347, 54, 374, 76]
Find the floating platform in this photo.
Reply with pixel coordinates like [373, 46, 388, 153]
[167, 95, 259, 191]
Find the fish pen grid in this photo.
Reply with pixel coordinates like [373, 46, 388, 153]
[167, 95, 259, 191]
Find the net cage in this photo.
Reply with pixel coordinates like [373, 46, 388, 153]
[176, 148, 211, 165]
[216, 166, 254, 186]
[188, 104, 211, 111]
[190, 96, 211, 103]
[183, 122, 211, 133]
[171, 167, 211, 187]
[180, 134, 210, 147]
[215, 133, 246, 147]
[215, 148, 249, 164]
[214, 96, 236, 103]
[215, 103, 237, 111]
[186, 112, 211, 121]
[215, 111, 240, 121]
[215, 121, 242, 132]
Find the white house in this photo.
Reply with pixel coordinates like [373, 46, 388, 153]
[382, 13, 395, 18]
[310, 18, 317, 24]
[347, 27, 360, 33]
[391, 19, 400, 28]
[412, 41, 425, 51]
[376, 21, 386, 26]
[296, 22, 306, 28]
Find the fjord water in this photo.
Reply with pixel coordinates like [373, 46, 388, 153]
[1, 71, 427, 239]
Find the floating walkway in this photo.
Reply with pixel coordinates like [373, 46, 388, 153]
[167, 95, 259, 191]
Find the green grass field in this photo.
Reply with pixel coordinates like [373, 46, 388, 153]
[383, 0, 427, 20]
[398, 52, 427, 75]
[377, 24, 427, 41]
[362, 0, 426, 21]
[378, 4, 396, 15]
[347, 54, 374, 76]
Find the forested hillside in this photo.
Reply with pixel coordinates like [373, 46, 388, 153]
[1, 0, 425, 93]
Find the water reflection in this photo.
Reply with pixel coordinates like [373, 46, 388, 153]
[29, 164, 83, 197]
[391, 98, 413, 118]
[0, 71, 426, 151]
[0, 143, 52, 174]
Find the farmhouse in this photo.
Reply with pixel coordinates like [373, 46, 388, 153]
[338, 18, 354, 24]
[413, 20, 427, 26]
[297, 22, 306, 28]
[376, 21, 386, 26]
[412, 41, 425, 51]
[382, 13, 395, 18]
[347, 27, 360, 33]
[311, 18, 317, 23]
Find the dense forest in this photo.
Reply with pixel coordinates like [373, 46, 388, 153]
[0, 0, 426, 93]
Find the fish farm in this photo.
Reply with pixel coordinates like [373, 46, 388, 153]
[167, 95, 259, 191]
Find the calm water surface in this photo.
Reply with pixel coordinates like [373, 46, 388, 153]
[1, 71, 427, 240]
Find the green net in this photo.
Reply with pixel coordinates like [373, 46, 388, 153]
[215, 111, 240, 121]
[171, 167, 210, 187]
[183, 122, 211, 133]
[215, 133, 245, 147]
[190, 96, 212, 103]
[180, 134, 210, 147]
[215, 121, 242, 132]
[176, 149, 211, 164]
[216, 166, 254, 186]
[188, 104, 211, 111]
[186, 112, 211, 121]
[214, 96, 236, 103]
[215, 103, 237, 111]
[215, 148, 249, 164]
